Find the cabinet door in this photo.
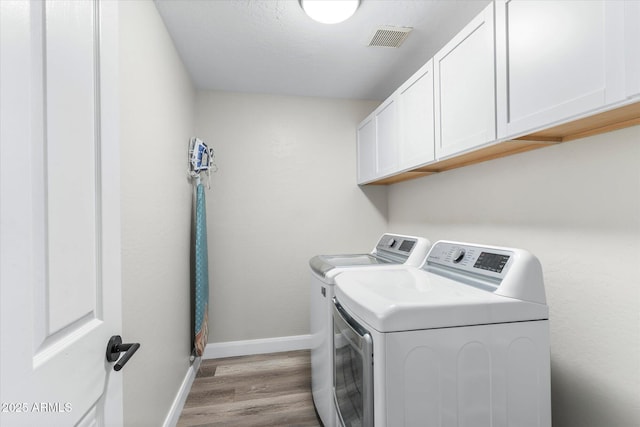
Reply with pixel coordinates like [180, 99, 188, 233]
[434, 3, 496, 159]
[398, 60, 435, 170]
[496, 0, 626, 138]
[626, 0, 640, 99]
[356, 114, 376, 184]
[375, 98, 398, 177]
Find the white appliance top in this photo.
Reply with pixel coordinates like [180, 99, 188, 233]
[309, 234, 430, 279]
[334, 240, 548, 333]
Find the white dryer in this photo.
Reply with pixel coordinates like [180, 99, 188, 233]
[333, 240, 551, 427]
[309, 234, 430, 427]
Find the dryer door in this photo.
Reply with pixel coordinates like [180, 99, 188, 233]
[332, 298, 374, 427]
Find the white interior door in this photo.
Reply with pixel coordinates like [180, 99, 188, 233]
[0, 1, 123, 426]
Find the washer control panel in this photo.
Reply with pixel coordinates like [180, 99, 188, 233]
[425, 241, 514, 281]
[376, 234, 417, 257]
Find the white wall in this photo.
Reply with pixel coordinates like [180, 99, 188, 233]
[119, 2, 195, 426]
[386, 125, 640, 426]
[195, 91, 386, 343]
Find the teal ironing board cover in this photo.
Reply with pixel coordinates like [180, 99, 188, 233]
[194, 184, 209, 356]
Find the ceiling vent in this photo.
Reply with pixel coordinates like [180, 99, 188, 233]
[367, 26, 413, 48]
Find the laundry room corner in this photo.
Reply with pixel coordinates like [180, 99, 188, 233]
[194, 91, 388, 350]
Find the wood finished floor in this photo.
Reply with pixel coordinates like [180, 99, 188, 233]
[177, 350, 323, 427]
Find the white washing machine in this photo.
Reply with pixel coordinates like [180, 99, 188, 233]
[333, 240, 551, 427]
[309, 234, 431, 427]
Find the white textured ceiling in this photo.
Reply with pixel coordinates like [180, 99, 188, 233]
[154, 0, 491, 100]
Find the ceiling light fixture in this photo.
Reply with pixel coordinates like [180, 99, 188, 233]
[300, 0, 360, 25]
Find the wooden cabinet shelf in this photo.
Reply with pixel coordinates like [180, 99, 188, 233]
[366, 100, 640, 186]
[514, 101, 640, 144]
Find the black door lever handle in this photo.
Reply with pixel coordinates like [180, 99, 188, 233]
[106, 335, 140, 371]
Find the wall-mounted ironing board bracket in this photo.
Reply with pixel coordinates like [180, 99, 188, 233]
[188, 137, 217, 187]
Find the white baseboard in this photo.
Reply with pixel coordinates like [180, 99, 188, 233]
[162, 357, 202, 427]
[203, 334, 312, 359]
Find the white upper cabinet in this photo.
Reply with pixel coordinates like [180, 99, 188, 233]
[496, 0, 627, 138]
[626, 0, 640, 99]
[356, 113, 376, 184]
[375, 97, 399, 177]
[356, 61, 434, 184]
[434, 3, 496, 159]
[356, 0, 640, 186]
[398, 60, 435, 170]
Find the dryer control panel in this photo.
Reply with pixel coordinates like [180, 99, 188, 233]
[425, 241, 514, 282]
[424, 240, 546, 305]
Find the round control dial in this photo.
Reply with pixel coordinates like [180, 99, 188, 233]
[452, 248, 466, 263]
